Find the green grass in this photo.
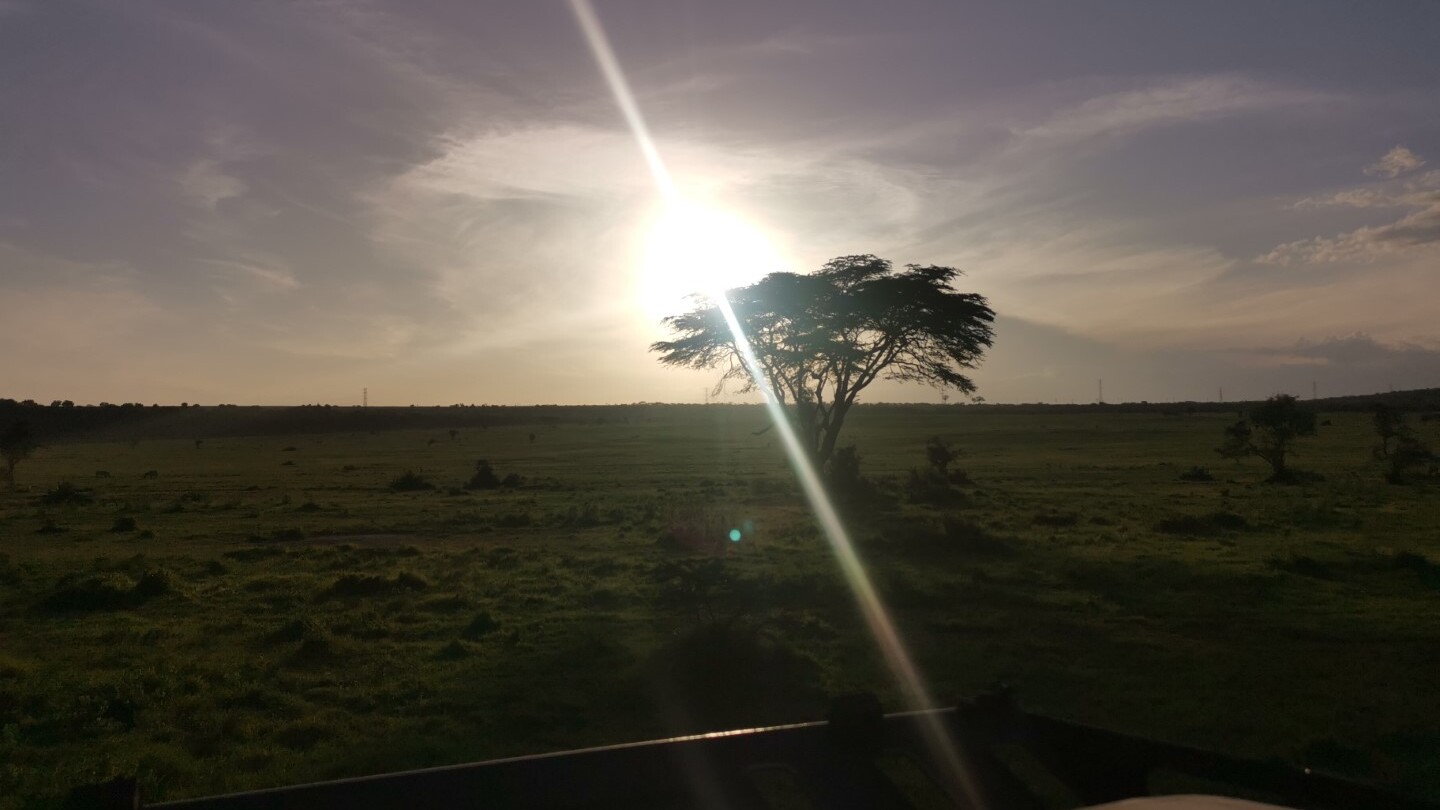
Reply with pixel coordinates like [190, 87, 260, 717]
[1, 407, 1438, 806]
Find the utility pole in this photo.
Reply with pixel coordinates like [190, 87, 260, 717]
[1218, 386, 1224, 404]
[1312, 381, 1317, 400]
[1098, 378, 1104, 405]
[363, 388, 368, 408]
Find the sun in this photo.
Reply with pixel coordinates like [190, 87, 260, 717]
[636, 199, 786, 324]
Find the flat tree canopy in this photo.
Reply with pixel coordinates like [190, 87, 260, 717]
[651, 254, 995, 467]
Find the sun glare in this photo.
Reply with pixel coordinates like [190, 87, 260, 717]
[637, 200, 786, 323]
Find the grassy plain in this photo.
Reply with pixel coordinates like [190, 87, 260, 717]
[1, 406, 1438, 806]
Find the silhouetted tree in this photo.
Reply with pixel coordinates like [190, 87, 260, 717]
[1373, 405, 1433, 483]
[1, 421, 38, 490]
[1373, 404, 1411, 460]
[1217, 394, 1317, 481]
[652, 255, 995, 469]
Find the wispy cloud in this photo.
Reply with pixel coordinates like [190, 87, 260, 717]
[1364, 145, 1426, 178]
[1016, 75, 1327, 145]
[201, 256, 301, 291]
[1261, 153, 1439, 265]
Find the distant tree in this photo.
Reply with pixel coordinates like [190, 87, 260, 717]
[1372, 404, 1411, 460]
[652, 255, 995, 470]
[1372, 405, 1433, 483]
[1217, 394, 1317, 482]
[1, 421, 39, 490]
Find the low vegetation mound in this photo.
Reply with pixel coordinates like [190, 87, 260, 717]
[1155, 511, 1249, 536]
[41, 568, 180, 612]
[388, 471, 435, 492]
[325, 571, 429, 598]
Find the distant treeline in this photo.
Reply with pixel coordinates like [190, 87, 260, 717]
[3, 388, 1438, 443]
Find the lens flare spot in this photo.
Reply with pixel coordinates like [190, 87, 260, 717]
[728, 528, 742, 543]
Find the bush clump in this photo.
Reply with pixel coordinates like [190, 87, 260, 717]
[326, 571, 429, 598]
[40, 481, 93, 505]
[42, 574, 137, 611]
[134, 567, 179, 598]
[905, 467, 963, 506]
[110, 516, 138, 533]
[1032, 510, 1079, 528]
[464, 460, 500, 490]
[463, 611, 501, 639]
[388, 470, 435, 492]
[1178, 465, 1215, 482]
[1265, 554, 1332, 579]
[42, 568, 181, 612]
[1155, 511, 1248, 536]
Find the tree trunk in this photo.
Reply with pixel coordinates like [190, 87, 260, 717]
[814, 402, 853, 471]
[1269, 448, 1287, 480]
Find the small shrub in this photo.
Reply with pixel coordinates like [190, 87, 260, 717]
[1155, 511, 1248, 536]
[42, 574, 135, 611]
[652, 558, 742, 624]
[249, 528, 305, 544]
[1390, 551, 1433, 571]
[905, 467, 962, 506]
[462, 611, 500, 639]
[296, 501, 321, 513]
[40, 481, 93, 505]
[559, 503, 602, 528]
[134, 568, 179, 598]
[436, 639, 472, 660]
[925, 436, 955, 477]
[656, 502, 731, 554]
[224, 547, 285, 562]
[388, 471, 435, 492]
[826, 445, 867, 498]
[326, 571, 429, 598]
[1032, 510, 1079, 528]
[1178, 465, 1215, 482]
[270, 616, 329, 643]
[495, 511, 532, 529]
[1265, 554, 1332, 579]
[464, 460, 500, 490]
[110, 516, 138, 533]
[500, 472, 522, 488]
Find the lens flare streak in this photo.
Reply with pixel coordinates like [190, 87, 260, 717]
[566, 1, 982, 804]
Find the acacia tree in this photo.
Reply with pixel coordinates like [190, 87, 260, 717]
[1217, 394, 1317, 481]
[651, 255, 995, 469]
[1, 421, 38, 490]
[1372, 404, 1433, 483]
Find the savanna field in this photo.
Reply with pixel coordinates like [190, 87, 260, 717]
[2, 405, 1438, 806]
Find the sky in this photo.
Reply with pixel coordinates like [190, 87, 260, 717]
[2, 0, 1439, 406]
